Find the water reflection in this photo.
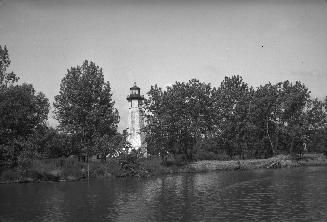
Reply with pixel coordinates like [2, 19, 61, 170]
[1, 166, 327, 221]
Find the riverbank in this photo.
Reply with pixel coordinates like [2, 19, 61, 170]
[185, 153, 327, 172]
[1, 153, 326, 184]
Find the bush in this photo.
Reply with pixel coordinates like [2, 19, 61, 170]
[194, 150, 231, 161]
[105, 158, 122, 176]
[89, 162, 108, 177]
[140, 156, 167, 175]
[61, 167, 82, 179]
[1, 169, 20, 181]
[114, 151, 151, 177]
[26, 158, 86, 181]
[194, 151, 216, 161]
[165, 154, 189, 166]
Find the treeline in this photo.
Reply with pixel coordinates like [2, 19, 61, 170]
[1, 45, 327, 171]
[143, 77, 327, 161]
[0, 46, 127, 169]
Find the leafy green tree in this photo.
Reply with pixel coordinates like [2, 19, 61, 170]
[0, 46, 50, 167]
[143, 84, 170, 159]
[143, 75, 326, 161]
[0, 84, 49, 142]
[252, 83, 281, 157]
[54, 60, 119, 158]
[251, 81, 313, 156]
[212, 75, 255, 158]
[37, 127, 80, 158]
[144, 79, 214, 160]
[0, 84, 49, 167]
[94, 130, 131, 162]
[275, 81, 310, 154]
[0, 45, 19, 87]
[302, 98, 327, 154]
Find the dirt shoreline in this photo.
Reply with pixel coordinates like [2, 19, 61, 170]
[1, 154, 326, 184]
[182, 154, 327, 173]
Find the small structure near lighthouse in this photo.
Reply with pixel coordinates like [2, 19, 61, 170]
[126, 82, 146, 154]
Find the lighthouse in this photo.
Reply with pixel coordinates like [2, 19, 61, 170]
[126, 82, 146, 154]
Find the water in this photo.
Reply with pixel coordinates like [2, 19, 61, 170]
[1, 166, 327, 222]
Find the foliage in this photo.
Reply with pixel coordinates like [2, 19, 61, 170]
[1, 44, 327, 177]
[0, 45, 50, 167]
[0, 45, 19, 87]
[0, 84, 49, 142]
[93, 130, 131, 161]
[143, 76, 327, 161]
[54, 60, 119, 157]
[212, 75, 255, 158]
[117, 150, 150, 177]
[143, 79, 214, 160]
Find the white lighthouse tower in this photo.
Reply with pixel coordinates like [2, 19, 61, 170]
[126, 82, 146, 154]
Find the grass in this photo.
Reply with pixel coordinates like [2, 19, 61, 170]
[0, 158, 108, 183]
[0, 156, 169, 183]
[188, 153, 327, 172]
[1, 153, 326, 184]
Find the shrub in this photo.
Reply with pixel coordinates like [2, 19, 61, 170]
[1, 169, 20, 181]
[194, 151, 217, 161]
[89, 162, 108, 177]
[105, 158, 122, 176]
[140, 156, 167, 175]
[115, 151, 151, 177]
[62, 167, 83, 179]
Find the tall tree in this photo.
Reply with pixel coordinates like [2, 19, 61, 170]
[277, 81, 311, 154]
[0, 45, 50, 167]
[0, 84, 49, 143]
[252, 83, 281, 157]
[94, 130, 130, 162]
[143, 79, 214, 160]
[212, 75, 254, 158]
[0, 45, 19, 87]
[54, 60, 119, 157]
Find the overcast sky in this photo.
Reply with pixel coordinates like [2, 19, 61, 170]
[1, 0, 327, 130]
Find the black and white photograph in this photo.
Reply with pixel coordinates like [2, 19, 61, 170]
[1, 0, 327, 221]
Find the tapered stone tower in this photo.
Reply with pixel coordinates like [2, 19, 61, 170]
[126, 82, 146, 154]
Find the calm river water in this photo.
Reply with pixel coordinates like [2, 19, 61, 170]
[1, 166, 327, 221]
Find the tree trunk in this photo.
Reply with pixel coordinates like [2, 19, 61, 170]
[266, 116, 274, 156]
[290, 136, 295, 155]
[161, 153, 167, 165]
[87, 162, 90, 180]
[274, 135, 279, 155]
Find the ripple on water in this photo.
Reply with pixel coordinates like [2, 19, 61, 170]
[1, 166, 327, 221]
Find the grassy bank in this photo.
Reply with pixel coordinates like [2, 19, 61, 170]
[1, 154, 327, 184]
[186, 153, 327, 172]
[0, 158, 120, 183]
[0, 156, 167, 183]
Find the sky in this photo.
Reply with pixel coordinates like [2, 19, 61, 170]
[1, 0, 327, 130]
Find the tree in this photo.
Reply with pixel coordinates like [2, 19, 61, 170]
[252, 83, 281, 157]
[143, 79, 214, 161]
[0, 84, 50, 167]
[0, 45, 19, 87]
[94, 131, 130, 162]
[276, 81, 311, 154]
[0, 45, 50, 167]
[0, 84, 49, 143]
[36, 127, 80, 158]
[249, 80, 315, 157]
[212, 75, 255, 158]
[53, 60, 119, 158]
[142, 84, 170, 159]
[302, 98, 327, 154]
